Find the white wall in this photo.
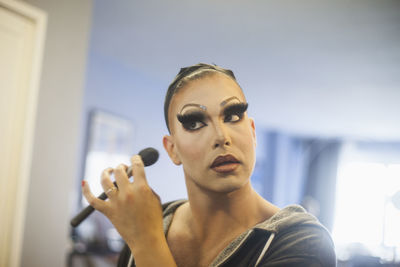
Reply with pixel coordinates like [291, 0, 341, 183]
[90, 0, 400, 141]
[20, 0, 92, 266]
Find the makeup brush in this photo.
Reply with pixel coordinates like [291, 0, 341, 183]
[70, 147, 159, 227]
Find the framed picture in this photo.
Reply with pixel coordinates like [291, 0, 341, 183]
[82, 110, 135, 204]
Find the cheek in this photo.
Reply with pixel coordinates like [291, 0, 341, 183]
[234, 126, 256, 159]
[176, 132, 207, 164]
[235, 123, 255, 145]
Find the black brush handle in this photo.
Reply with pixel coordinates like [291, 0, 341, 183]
[70, 148, 159, 227]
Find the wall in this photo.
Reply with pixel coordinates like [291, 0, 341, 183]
[90, 0, 400, 141]
[20, 0, 92, 266]
[83, 51, 188, 203]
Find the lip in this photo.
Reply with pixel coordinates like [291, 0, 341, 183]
[210, 154, 241, 171]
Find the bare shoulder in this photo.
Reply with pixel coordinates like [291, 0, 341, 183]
[166, 202, 202, 267]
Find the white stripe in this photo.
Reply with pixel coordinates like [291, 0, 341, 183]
[127, 254, 134, 267]
[255, 233, 275, 267]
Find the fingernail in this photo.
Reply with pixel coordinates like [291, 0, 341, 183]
[133, 155, 141, 163]
[81, 180, 85, 187]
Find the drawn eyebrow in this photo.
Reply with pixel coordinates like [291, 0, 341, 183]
[179, 103, 207, 114]
[220, 96, 241, 107]
[179, 96, 242, 114]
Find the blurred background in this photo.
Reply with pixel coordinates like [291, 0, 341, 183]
[2, 0, 400, 266]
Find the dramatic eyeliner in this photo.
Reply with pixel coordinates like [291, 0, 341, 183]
[177, 111, 208, 131]
[177, 111, 206, 124]
[223, 102, 249, 119]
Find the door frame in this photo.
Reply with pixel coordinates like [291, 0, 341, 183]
[0, 1, 46, 266]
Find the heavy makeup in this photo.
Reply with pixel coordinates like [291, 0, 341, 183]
[163, 73, 257, 194]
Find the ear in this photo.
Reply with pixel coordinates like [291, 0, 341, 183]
[163, 135, 182, 165]
[249, 117, 256, 147]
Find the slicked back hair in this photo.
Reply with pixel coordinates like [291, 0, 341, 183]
[164, 63, 239, 133]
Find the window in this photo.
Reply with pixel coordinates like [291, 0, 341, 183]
[332, 143, 400, 262]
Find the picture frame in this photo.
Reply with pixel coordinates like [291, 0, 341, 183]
[82, 109, 135, 203]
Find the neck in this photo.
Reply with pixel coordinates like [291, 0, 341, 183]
[183, 180, 278, 242]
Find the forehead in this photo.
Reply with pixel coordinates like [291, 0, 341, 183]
[171, 73, 245, 111]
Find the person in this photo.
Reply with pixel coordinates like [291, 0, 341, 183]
[82, 63, 337, 267]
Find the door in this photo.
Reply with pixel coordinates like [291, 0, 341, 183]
[0, 1, 46, 266]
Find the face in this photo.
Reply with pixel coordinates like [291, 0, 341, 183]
[163, 73, 256, 194]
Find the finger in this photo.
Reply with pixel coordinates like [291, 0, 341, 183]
[82, 180, 108, 213]
[130, 155, 148, 185]
[100, 167, 115, 192]
[114, 163, 130, 191]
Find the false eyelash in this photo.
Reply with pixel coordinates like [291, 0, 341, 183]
[223, 102, 249, 117]
[177, 111, 206, 124]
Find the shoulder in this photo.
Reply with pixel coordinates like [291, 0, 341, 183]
[256, 205, 336, 266]
[162, 199, 187, 216]
[162, 199, 187, 234]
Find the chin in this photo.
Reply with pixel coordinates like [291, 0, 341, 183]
[206, 178, 250, 195]
[185, 168, 252, 195]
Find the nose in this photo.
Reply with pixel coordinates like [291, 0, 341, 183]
[213, 122, 232, 149]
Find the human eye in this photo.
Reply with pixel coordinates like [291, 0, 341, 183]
[223, 103, 249, 123]
[177, 112, 208, 131]
[224, 114, 241, 123]
[183, 121, 206, 131]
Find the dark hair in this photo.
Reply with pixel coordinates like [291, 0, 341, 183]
[164, 63, 238, 132]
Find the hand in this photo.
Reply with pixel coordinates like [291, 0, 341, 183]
[82, 155, 164, 248]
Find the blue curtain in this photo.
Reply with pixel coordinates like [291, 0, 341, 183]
[251, 129, 342, 231]
[303, 139, 341, 231]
